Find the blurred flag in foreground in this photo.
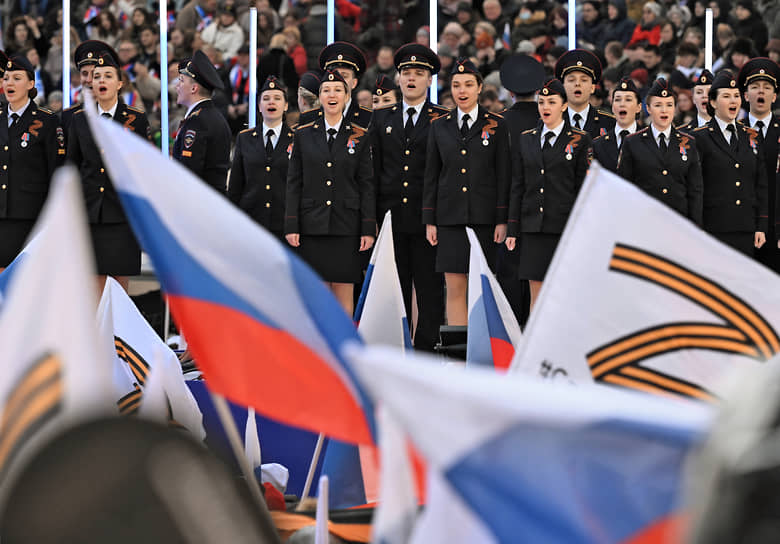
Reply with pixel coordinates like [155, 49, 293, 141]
[87, 108, 375, 445]
[466, 227, 522, 370]
[0, 168, 112, 501]
[349, 345, 712, 544]
[511, 163, 780, 401]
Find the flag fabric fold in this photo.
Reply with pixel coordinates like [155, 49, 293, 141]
[466, 227, 522, 370]
[86, 108, 375, 445]
[348, 345, 711, 544]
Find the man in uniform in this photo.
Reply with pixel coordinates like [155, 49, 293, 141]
[682, 69, 713, 132]
[592, 77, 642, 172]
[370, 44, 448, 352]
[299, 42, 372, 129]
[555, 49, 616, 140]
[62, 40, 116, 133]
[497, 54, 545, 328]
[738, 57, 780, 270]
[173, 49, 232, 193]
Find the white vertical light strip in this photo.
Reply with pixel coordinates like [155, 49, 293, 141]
[62, 0, 71, 108]
[249, 7, 258, 128]
[327, 0, 335, 44]
[705, 8, 713, 71]
[568, 0, 576, 50]
[430, 0, 438, 103]
[160, 0, 168, 155]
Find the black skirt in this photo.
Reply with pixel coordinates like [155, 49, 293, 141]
[517, 232, 561, 281]
[711, 232, 754, 257]
[90, 222, 142, 276]
[297, 234, 363, 284]
[0, 218, 35, 267]
[435, 224, 496, 274]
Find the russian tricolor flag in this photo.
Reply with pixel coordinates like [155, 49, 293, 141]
[85, 107, 375, 445]
[466, 228, 522, 371]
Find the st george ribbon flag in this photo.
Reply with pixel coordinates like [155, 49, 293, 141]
[348, 345, 712, 544]
[0, 168, 113, 501]
[466, 227, 522, 370]
[511, 162, 780, 401]
[85, 108, 375, 445]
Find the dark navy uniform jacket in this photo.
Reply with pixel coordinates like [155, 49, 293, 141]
[423, 107, 511, 226]
[370, 100, 449, 233]
[564, 107, 615, 140]
[508, 123, 591, 236]
[228, 123, 294, 234]
[285, 116, 376, 237]
[0, 101, 65, 219]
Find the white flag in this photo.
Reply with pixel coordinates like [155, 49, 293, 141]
[0, 167, 112, 500]
[511, 163, 780, 401]
[355, 211, 412, 349]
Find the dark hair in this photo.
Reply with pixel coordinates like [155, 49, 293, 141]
[677, 41, 700, 58]
[139, 24, 158, 35]
[5, 17, 31, 50]
[643, 44, 661, 56]
[96, 11, 120, 37]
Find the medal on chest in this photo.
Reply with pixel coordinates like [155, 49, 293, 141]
[20, 133, 29, 148]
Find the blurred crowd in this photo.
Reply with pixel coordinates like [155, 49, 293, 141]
[2, 0, 778, 143]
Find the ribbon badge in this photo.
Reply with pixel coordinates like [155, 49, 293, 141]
[481, 118, 498, 146]
[748, 128, 758, 155]
[347, 125, 365, 154]
[565, 132, 582, 160]
[679, 135, 690, 161]
[20, 133, 29, 148]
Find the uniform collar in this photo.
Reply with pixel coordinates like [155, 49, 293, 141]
[98, 100, 119, 118]
[457, 104, 479, 126]
[748, 112, 772, 130]
[8, 99, 31, 119]
[615, 121, 637, 135]
[542, 120, 565, 139]
[568, 104, 590, 123]
[325, 116, 343, 133]
[650, 124, 671, 143]
[697, 114, 709, 127]
[715, 116, 737, 137]
[185, 98, 209, 118]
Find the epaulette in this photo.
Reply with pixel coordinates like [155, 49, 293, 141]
[521, 128, 536, 135]
[38, 107, 54, 115]
[295, 121, 316, 131]
[63, 104, 81, 112]
[593, 132, 608, 142]
[73, 109, 85, 116]
[570, 127, 587, 135]
[597, 109, 615, 118]
[486, 111, 503, 120]
[429, 104, 450, 114]
[127, 105, 144, 114]
[300, 107, 320, 116]
[239, 127, 254, 134]
[189, 109, 202, 118]
[373, 103, 396, 111]
[359, 105, 372, 113]
[693, 125, 708, 132]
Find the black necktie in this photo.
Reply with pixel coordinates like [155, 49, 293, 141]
[573, 113, 582, 130]
[755, 120, 765, 145]
[658, 133, 667, 154]
[619, 129, 630, 149]
[327, 128, 337, 150]
[404, 107, 415, 140]
[101, 112, 111, 119]
[543, 131, 555, 150]
[10, 113, 19, 127]
[265, 129, 274, 156]
[460, 114, 470, 138]
[726, 124, 738, 153]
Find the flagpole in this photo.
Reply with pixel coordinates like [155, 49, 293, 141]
[430, 0, 437, 103]
[160, 0, 169, 154]
[211, 391, 279, 537]
[568, 0, 576, 49]
[248, 5, 257, 128]
[62, 0, 70, 108]
[705, 8, 713, 71]
[327, 0, 334, 44]
[297, 432, 325, 509]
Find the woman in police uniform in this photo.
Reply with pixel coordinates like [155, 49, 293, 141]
[505, 78, 590, 310]
[617, 78, 703, 224]
[285, 68, 375, 315]
[67, 48, 150, 291]
[693, 70, 767, 255]
[228, 76, 293, 242]
[423, 57, 510, 326]
[0, 52, 65, 269]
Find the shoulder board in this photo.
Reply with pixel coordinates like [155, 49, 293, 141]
[300, 107, 320, 115]
[127, 105, 144, 114]
[372, 103, 396, 112]
[570, 127, 586, 135]
[37, 107, 54, 115]
[295, 121, 316, 131]
[636, 126, 650, 133]
[521, 128, 536, 135]
[239, 127, 254, 134]
[429, 104, 450, 114]
[692, 125, 708, 132]
[73, 109, 85, 116]
[189, 109, 202, 118]
[486, 111, 503, 120]
[597, 109, 615, 118]
[593, 133, 607, 142]
[63, 104, 81, 112]
[350, 121, 368, 131]
[359, 105, 372, 113]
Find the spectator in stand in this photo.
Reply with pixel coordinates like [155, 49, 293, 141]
[137, 25, 160, 74]
[5, 16, 49, 58]
[171, 28, 195, 58]
[256, 9, 276, 48]
[117, 39, 139, 79]
[455, 2, 479, 37]
[226, 45, 250, 133]
[440, 21, 473, 58]
[682, 26, 704, 48]
[483, 0, 509, 38]
[257, 33, 299, 92]
[709, 0, 733, 27]
[89, 11, 121, 48]
[659, 21, 679, 66]
[23, 46, 53, 103]
[714, 23, 735, 64]
[578, 0, 606, 50]
[47, 90, 62, 113]
[123, 7, 153, 44]
[767, 39, 780, 63]
[511, 1, 549, 45]
[599, 0, 635, 49]
[548, 6, 569, 47]
[666, 5, 691, 38]
[605, 41, 630, 76]
[300, 0, 347, 69]
[176, 0, 217, 33]
[640, 43, 664, 81]
[201, 3, 244, 60]
[687, 0, 707, 34]
[627, 1, 662, 46]
[415, 26, 430, 47]
[474, 21, 505, 76]
[674, 41, 701, 79]
[361, 45, 395, 92]
[725, 37, 756, 72]
[733, 0, 768, 55]
[283, 26, 307, 77]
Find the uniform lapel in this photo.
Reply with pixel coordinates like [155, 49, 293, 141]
[641, 128, 664, 163]
[0, 106, 9, 148]
[408, 103, 429, 144]
[709, 119, 737, 161]
[274, 125, 293, 159]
